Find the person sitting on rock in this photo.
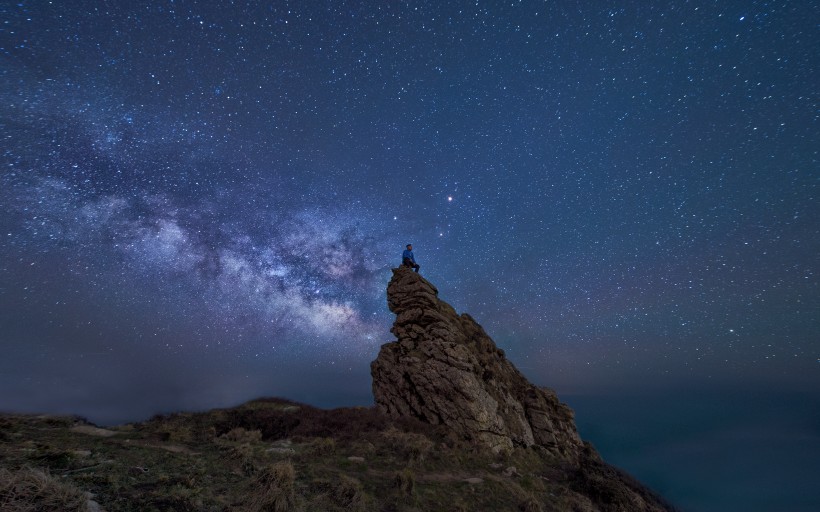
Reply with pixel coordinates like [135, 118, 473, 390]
[402, 244, 420, 272]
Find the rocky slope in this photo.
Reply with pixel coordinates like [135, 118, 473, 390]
[372, 266, 675, 511]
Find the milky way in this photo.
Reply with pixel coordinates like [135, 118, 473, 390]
[1, 2, 818, 508]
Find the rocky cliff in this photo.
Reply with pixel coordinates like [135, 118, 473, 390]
[372, 267, 584, 459]
[370, 268, 677, 511]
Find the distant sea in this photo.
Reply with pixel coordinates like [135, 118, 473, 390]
[565, 390, 820, 512]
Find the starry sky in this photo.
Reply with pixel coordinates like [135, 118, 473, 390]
[1, 1, 818, 510]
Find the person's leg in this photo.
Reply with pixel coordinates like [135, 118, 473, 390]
[413, 263, 420, 273]
[402, 258, 420, 272]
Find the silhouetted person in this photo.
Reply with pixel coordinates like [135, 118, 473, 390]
[402, 244, 420, 272]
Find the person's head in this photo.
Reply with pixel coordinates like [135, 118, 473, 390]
[406, 244, 412, 250]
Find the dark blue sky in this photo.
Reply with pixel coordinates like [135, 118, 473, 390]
[1, 2, 818, 510]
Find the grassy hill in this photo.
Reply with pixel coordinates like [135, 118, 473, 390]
[0, 398, 675, 511]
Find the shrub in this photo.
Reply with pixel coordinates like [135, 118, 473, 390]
[214, 406, 300, 441]
[308, 437, 336, 456]
[153, 422, 194, 443]
[227, 442, 254, 461]
[0, 417, 17, 441]
[220, 427, 263, 443]
[0, 466, 90, 512]
[246, 461, 297, 512]
[381, 428, 433, 463]
[332, 475, 365, 511]
[519, 494, 543, 512]
[394, 468, 415, 496]
[29, 444, 76, 470]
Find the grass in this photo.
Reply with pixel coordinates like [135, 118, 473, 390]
[0, 466, 90, 512]
[0, 399, 677, 511]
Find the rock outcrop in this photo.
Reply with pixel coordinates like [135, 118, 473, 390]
[371, 267, 584, 460]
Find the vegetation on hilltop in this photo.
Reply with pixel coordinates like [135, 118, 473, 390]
[0, 398, 675, 511]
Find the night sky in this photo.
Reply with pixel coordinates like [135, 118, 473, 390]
[1, 2, 818, 511]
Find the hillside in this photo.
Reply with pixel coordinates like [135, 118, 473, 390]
[0, 397, 675, 511]
[0, 268, 677, 511]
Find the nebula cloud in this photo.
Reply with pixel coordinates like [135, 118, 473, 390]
[16, 175, 392, 345]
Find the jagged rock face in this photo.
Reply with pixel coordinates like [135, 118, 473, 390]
[371, 267, 584, 459]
